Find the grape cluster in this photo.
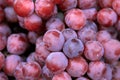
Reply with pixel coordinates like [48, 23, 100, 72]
[0, 0, 120, 80]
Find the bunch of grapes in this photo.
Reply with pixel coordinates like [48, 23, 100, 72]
[0, 0, 120, 80]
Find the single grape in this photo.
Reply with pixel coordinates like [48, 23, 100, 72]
[66, 57, 88, 77]
[103, 39, 120, 61]
[7, 33, 28, 55]
[46, 52, 68, 74]
[84, 41, 104, 61]
[97, 8, 117, 27]
[87, 61, 106, 80]
[3, 55, 22, 76]
[63, 38, 84, 58]
[43, 29, 65, 51]
[65, 9, 86, 30]
[35, 0, 55, 20]
[13, 0, 34, 17]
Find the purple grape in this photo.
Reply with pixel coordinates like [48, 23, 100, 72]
[63, 38, 84, 58]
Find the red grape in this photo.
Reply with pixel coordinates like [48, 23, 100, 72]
[87, 61, 106, 80]
[103, 39, 120, 61]
[3, 55, 22, 76]
[43, 29, 65, 51]
[97, 8, 117, 27]
[7, 33, 28, 55]
[35, 0, 55, 20]
[84, 41, 104, 61]
[65, 9, 86, 30]
[66, 57, 88, 77]
[46, 52, 68, 74]
[13, 0, 34, 17]
[14, 62, 41, 80]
